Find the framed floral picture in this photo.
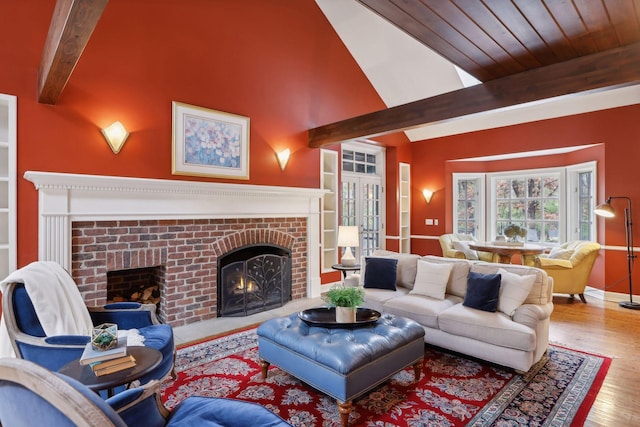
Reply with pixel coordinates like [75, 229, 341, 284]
[172, 102, 250, 179]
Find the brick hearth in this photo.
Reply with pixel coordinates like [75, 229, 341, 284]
[72, 217, 307, 327]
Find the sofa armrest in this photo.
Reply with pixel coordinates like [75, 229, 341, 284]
[536, 257, 573, 269]
[88, 304, 160, 329]
[512, 302, 553, 330]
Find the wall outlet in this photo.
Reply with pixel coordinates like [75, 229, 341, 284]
[434, 219, 439, 226]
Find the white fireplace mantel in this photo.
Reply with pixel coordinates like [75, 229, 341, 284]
[24, 171, 326, 298]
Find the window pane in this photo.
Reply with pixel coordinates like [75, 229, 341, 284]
[466, 201, 476, 220]
[527, 200, 541, 220]
[543, 177, 559, 197]
[456, 201, 467, 219]
[496, 179, 510, 198]
[496, 200, 510, 220]
[510, 200, 525, 219]
[544, 200, 557, 221]
[527, 178, 541, 197]
[354, 152, 366, 162]
[510, 179, 525, 198]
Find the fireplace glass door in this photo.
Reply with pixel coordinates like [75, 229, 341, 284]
[218, 245, 292, 317]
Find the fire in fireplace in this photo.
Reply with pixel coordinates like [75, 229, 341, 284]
[218, 244, 292, 317]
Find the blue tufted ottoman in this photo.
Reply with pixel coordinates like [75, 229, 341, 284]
[257, 312, 425, 427]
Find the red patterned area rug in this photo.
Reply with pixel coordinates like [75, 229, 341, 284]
[161, 328, 610, 427]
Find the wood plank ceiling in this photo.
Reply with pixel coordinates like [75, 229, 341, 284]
[309, 0, 640, 147]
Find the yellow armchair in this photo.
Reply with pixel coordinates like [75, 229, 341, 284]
[438, 233, 499, 263]
[534, 240, 601, 303]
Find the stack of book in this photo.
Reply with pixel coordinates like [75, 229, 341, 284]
[80, 340, 137, 376]
[91, 355, 137, 376]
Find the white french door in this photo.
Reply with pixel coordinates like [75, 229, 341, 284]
[342, 175, 384, 259]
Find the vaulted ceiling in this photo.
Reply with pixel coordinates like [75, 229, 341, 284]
[359, 0, 640, 82]
[36, 0, 640, 148]
[311, 0, 640, 147]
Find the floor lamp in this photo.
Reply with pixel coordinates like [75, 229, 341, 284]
[594, 196, 640, 310]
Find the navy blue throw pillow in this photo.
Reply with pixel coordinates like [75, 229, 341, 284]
[463, 271, 501, 312]
[363, 257, 398, 290]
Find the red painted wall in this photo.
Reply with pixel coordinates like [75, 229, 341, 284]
[0, 1, 406, 272]
[411, 104, 640, 295]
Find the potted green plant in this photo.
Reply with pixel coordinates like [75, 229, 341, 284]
[322, 284, 365, 323]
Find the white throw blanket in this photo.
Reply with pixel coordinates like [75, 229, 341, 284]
[0, 261, 143, 358]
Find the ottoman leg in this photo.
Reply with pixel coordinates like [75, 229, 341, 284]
[337, 400, 352, 427]
[413, 358, 423, 382]
[259, 359, 270, 379]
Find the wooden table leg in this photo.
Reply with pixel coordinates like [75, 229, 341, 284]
[413, 358, 423, 381]
[497, 254, 512, 263]
[338, 400, 352, 427]
[259, 359, 270, 379]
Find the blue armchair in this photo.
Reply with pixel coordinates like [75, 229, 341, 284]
[0, 358, 291, 427]
[1, 261, 175, 387]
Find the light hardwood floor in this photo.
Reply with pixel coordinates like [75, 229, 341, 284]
[549, 295, 640, 426]
[174, 294, 639, 426]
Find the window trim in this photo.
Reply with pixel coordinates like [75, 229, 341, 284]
[566, 161, 597, 241]
[452, 173, 485, 240]
[487, 167, 565, 244]
[453, 161, 597, 245]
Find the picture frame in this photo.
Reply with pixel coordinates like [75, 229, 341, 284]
[172, 101, 250, 179]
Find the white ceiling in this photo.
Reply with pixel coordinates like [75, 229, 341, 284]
[315, 0, 640, 142]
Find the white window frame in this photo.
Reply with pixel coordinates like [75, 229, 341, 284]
[566, 161, 597, 241]
[452, 173, 486, 240]
[487, 167, 565, 244]
[453, 161, 597, 246]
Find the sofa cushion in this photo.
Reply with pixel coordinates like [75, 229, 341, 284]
[421, 256, 471, 298]
[367, 250, 421, 289]
[363, 257, 398, 290]
[463, 271, 501, 312]
[471, 262, 549, 305]
[409, 260, 453, 300]
[363, 287, 410, 312]
[438, 303, 536, 352]
[497, 268, 536, 316]
[452, 240, 479, 260]
[382, 294, 460, 329]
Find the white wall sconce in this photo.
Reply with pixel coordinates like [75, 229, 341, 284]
[276, 148, 290, 171]
[422, 189, 434, 203]
[101, 121, 129, 154]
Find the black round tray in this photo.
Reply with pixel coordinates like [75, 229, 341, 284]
[298, 307, 381, 328]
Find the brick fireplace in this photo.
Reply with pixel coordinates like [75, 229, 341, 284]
[25, 171, 324, 327]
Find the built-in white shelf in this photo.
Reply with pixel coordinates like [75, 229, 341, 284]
[0, 94, 16, 279]
[321, 149, 339, 271]
[399, 163, 411, 253]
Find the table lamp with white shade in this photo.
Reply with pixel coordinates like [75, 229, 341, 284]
[338, 226, 359, 267]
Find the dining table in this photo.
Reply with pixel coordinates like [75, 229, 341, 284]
[468, 242, 546, 265]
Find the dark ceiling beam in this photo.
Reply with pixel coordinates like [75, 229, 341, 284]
[37, 0, 109, 105]
[308, 42, 640, 148]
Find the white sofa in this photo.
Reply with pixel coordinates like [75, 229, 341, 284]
[345, 250, 554, 372]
